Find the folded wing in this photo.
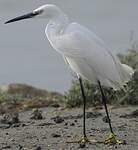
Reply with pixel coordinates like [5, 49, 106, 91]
[55, 23, 134, 89]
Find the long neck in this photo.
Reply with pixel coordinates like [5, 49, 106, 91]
[45, 14, 69, 41]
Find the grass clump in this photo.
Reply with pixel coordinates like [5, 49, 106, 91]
[0, 84, 63, 114]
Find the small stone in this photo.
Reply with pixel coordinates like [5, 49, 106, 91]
[11, 123, 20, 128]
[51, 103, 60, 108]
[42, 136, 47, 139]
[1, 112, 20, 125]
[0, 124, 10, 129]
[34, 146, 41, 150]
[51, 133, 61, 138]
[18, 144, 23, 150]
[130, 109, 138, 117]
[2, 145, 11, 149]
[30, 109, 43, 120]
[119, 114, 129, 118]
[70, 122, 75, 126]
[79, 142, 86, 148]
[122, 140, 127, 145]
[11, 112, 20, 124]
[102, 116, 109, 123]
[64, 122, 68, 126]
[74, 119, 77, 123]
[21, 123, 27, 127]
[115, 145, 118, 149]
[10, 138, 15, 142]
[86, 112, 102, 118]
[52, 116, 64, 124]
[38, 122, 54, 126]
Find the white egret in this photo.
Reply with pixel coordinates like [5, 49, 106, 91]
[5, 4, 134, 145]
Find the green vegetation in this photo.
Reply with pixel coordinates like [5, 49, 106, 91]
[0, 84, 63, 114]
[64, 49, 138, 108]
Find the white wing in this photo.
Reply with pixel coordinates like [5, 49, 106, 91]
[55, 23, 133, 89]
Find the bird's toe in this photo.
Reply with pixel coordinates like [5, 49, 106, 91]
[104, 133, 126, 145]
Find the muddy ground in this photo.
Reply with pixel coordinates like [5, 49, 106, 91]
[0, 106, 138, 150]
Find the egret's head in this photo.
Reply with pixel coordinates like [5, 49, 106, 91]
[5, 4, 63, 24]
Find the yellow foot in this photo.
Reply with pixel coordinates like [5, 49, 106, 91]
[66, 136, 97, 144]
[66, 136, 99, 148]
[104, 133, 126, 145]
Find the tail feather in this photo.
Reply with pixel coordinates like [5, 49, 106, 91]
[112, 63, 134, 90]
[121, 64, 134, 82]
[121, 64, 134, 77]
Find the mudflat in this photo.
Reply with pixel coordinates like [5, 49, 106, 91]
[0, 106, 138, 150]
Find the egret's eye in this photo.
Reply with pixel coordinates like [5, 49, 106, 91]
[33, 9, 44, 15]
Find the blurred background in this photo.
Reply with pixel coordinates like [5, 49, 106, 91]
[0, 0, 138, 93]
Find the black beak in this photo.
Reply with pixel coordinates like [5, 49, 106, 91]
[5, 11, 39, 24]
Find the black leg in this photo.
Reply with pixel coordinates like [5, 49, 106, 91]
[78, 77, 87, 138]
[98, 80, 114, 134]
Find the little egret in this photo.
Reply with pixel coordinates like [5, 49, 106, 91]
[5, 4, 134, 145]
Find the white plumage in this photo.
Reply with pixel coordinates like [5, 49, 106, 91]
[5, 4, 134, 90]
[44, 5, 133, 90]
